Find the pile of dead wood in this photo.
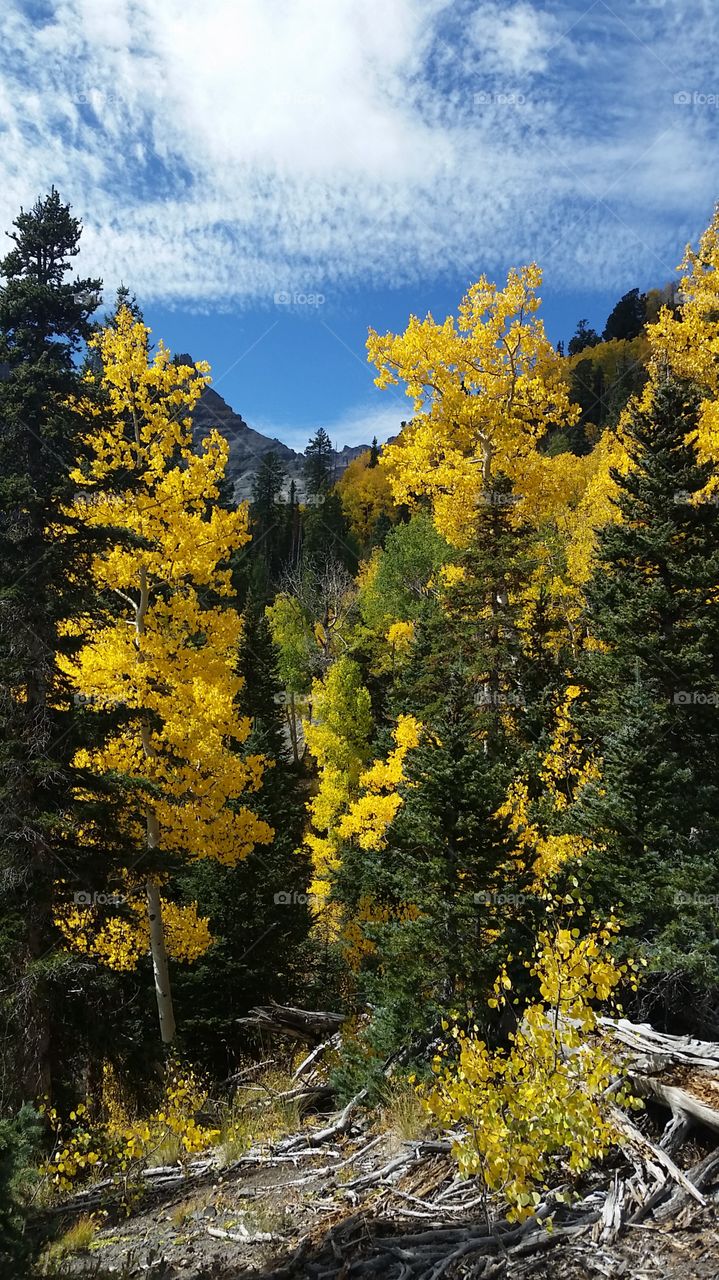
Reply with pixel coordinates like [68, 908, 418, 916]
[257, 1010, 719, 1275]
[44, 1010, 719, 1278]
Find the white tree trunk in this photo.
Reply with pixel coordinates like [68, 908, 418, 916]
[134, 557, 176, 1045]
[288, 692, 299, 765]
[146, 858, 176, 1045]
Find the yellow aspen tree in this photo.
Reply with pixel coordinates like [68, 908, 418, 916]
[302, 656, 372, 916]
[367, 265, 579, 546]
[648, 204, 719, 488]
[337, 713, 422, 851]
[60, 307, 273, 1043]
[336, 449, 397, 544]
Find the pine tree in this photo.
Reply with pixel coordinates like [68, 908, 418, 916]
[174, 604, 311, 1072]
[333, 676, 524, 1074]
[393, 477, 542, 733]
[0, 190, 123, 1100]
[602, 288, 646, 343]
[302, 491, 359, 574]
[568, 318, 601, 356]
[111, 282, 143, 324]
[252, 451, 286, 523]
[250, 451, 287, 588]
[576, 377, 719, 1016]
[304, 428, 334, 497]
[331, 480, 546, 1071]
[285, 478, 301, 567]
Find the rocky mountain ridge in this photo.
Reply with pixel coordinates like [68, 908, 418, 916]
[190, 380, 371, 501]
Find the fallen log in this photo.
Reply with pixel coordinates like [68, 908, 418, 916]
[600, 1018, 719, 1070]
[238, 1002, 346, 1044]
[284, 1088, 368, 1151]
[609, 1104, 706, 1206]
[292, 1033, 341, 1080]
[601, 1016, 719, 1137]
[654, 1146, 719, 1222]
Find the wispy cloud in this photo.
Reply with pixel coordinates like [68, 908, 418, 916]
[1, 0, 717, 306]
[469, 2, 561, 76]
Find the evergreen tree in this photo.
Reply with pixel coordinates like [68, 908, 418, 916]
[302, 491, 359, 574]
[333, 677, 525, 1083]
[0, 1105, 42, 1277]
[576, 378, 719, 1020]
[560, 358, 599, 454]
[250, 450, 287, 588]
[396, 477, 541, 731]
[304, 428, 334, 496]
[284, 478, 302, 567]
[111, 282, 143, 323]
[603, 287, 647, 343]
[568, 318, 601, 356]
[174, 604, 312, 1071]
[252, 450, 286, 517]
[333, 478, 547, 1075]
[0, 190, 126, 1100]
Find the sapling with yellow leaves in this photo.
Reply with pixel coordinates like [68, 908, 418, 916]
[424, 917, 638, 1222]
[58, 307, 273, 1043]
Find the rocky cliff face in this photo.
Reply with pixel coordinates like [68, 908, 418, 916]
[191, 383, 369, 501]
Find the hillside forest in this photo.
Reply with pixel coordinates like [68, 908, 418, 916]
[2, 190, 719, 1277]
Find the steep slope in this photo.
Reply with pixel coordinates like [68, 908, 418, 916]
[189, 378, 370, 501]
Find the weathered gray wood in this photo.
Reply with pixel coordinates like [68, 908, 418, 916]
[238, 1003, 346, 1043]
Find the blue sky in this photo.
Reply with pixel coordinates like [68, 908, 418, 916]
[2, 0, 718, 450]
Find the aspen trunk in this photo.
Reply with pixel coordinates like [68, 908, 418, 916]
[135, 557, 176, 1045]
[146, 863, 176, 1045]
[287, 692, 299, 764]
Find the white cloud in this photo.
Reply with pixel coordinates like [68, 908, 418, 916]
[469, 2, 560, 76]
[0, 0, 716, 306]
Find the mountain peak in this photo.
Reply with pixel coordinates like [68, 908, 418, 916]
[191, 383, 369, 501]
